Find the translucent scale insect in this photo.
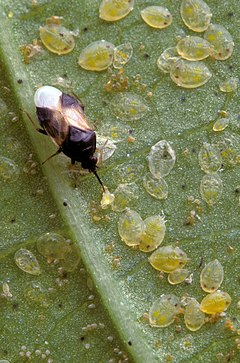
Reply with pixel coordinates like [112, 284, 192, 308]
[180, 0, 212, 32]
[198, 142, 222, 174]
[143, 173, 168, 200]
[140, 6, 172, 29]
[184, 298, 205, 331]
[149, 294, 181, 327]
[204, 23, 234, 61]
[111, 92, 148, 121]
[78, 40, 115, 71]
[219, 77, 238, 93]
[156, 47, 181, 74]
[168, 268, 189, 285]
[0, 156, 19, 182]
[25, 86, 104, 189]
[99, 0, 134, 22]
[14, 248, 41, 275]
[200, 259, 224, 293]
[147, 140, 176, 179]
[113, 43, 133, 69]
[118, 209, 144, 247]
[112, 183, 138, 212]
[170, 59, 212, 88]
[176, 36, 212, 61]
[37, 232, 80, 271]
[200, 174, 223, 205]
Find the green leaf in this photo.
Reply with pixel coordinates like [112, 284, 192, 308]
[0, 1, 239, 362]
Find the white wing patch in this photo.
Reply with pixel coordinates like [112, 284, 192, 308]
[34, 86, 62, 109]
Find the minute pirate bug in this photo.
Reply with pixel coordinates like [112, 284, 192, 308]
[25, 85, 104, 190]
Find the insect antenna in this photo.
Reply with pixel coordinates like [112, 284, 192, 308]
[92, 170, 105, 191]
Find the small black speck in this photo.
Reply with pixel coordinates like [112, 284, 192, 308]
[17, 79, 23, 84]
[83, 27, 88, 32]
[144, 53, 150, 59]
[229, 65, 234, 71]
[63, 200, 68, 206]
[12, 302, 19, 309]
[191, 148, 196, 153]
[128, 129, 135, 135]
[181, 184, 186, 190]
[235, 187, 240, 194]
[10, 218, 16, 223]
[198, 257, 204, 268]
[228, 11, 234, 17]
[80, 336, 85, 341]
[128, 341, 132, 346]
[62, 271, 68, 278]
[180, 95, 186, 102]
[58, 303, 63, 308]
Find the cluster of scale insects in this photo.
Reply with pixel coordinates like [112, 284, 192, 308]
[8, 0, 238, 359]
[156, 0, 235, 88]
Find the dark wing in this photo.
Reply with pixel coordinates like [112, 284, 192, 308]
[60, 92, 94, 131]
[36, 106, 69, 147]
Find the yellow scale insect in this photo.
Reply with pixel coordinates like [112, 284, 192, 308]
[99, 0, 134, 21]
[149, 294, 181, 328]
[149, 245, 189, 273]
[180, 0, 212, 32]
[213, 118, 230, 132]
[78, 40, 115, 71]
[200, 291, 232, 314]
[139, 215, 166, 252]
[140, 6, 172, 29]
[176, 35, 212, 61]
[40, 17, 75, 55]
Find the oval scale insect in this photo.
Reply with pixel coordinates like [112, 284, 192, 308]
[27, 86, 104, 189]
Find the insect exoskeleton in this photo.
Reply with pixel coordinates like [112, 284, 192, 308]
[33, 85, 104, 189]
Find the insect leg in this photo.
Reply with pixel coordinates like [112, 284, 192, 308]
[21, 109, 47, 135]
[42, 148, 62, 165]
[97, 139, 109, 166]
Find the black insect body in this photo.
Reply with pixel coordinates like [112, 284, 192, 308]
[33, 85, 104, 189]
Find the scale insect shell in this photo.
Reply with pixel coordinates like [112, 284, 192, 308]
[34, 86, 104, 189]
